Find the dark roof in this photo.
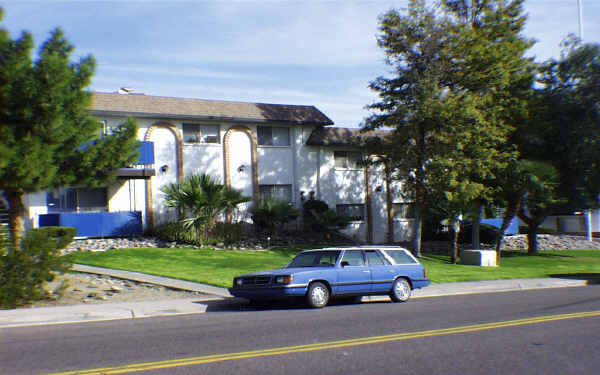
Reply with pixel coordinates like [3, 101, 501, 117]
[306, 127, 389, 147]
[91, 92, 333, 125]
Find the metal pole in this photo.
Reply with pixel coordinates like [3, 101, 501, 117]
[587, 210, 592, 241]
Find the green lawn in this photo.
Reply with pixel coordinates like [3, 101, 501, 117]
[67, 248, 600, 288]
[421, 251, 600, 283]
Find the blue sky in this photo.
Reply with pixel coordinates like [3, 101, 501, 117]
[2, 0, 599, 127]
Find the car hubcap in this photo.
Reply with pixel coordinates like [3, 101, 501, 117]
[395, 280, 409, 299]
[312, 286, 327, 305]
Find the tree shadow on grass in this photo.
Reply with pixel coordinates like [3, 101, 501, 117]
[500, 251, 573, 259]
[550, 273, 600, 284]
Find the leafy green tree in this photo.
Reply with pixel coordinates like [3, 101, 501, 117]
[0, 10, 139, 245]
[364, 0, 533, 260]
[442, 0, 536, 249]
[161, 173, 250, 244]
[536, 38, 600, 212]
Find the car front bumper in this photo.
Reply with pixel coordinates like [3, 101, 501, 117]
[228, 285, 308, 300]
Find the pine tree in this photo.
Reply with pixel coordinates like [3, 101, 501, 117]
[0, 10, 139, 245]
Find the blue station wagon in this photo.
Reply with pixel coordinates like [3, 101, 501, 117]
[229, 246, 429, 308]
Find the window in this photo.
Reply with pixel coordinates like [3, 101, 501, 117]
[366, 250, 387, 266]
[336, 204, 365, 221]
[383, 250, 417, 264]
[47, 188, 108, 212]
[334, 151, 362, 169]
[183, 123, 220, 144]
[340, 250, 365, 266]
[286, 251, 341, 268]
[257, 126, 290, 146]
[393, 203, 416, 219]
[259, 184, 292, 202]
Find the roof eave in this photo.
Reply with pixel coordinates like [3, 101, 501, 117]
[90, 109, 333, 126]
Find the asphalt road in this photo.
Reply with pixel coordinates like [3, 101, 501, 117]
[2, 286, 600, 375]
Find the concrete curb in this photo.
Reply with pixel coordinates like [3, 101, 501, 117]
[0, 266, 592, 329]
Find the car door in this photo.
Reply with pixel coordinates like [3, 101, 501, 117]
[335, 250, 371, 295]
[365, 250, 395, 293]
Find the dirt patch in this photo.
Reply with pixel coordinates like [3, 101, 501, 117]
[30, 273, 206, 308]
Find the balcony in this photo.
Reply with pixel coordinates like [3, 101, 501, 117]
[114, 141, 156, 179]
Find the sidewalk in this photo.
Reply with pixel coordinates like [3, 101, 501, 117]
[0, 265, 590, 328]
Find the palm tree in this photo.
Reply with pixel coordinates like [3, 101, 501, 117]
[161, 173, 251, 244]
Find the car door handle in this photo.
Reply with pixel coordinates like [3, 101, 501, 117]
[362, 270, 370, 273]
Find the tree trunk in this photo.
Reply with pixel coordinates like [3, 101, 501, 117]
[412, 199, 424, 257]
[3, 188, 26, 249]
[495, 196, 521, 264]
[471, 201, 481, 249]
[450, 219, 460, 264]
[517, 202, 544, 256]
[527, 223, 539, 255]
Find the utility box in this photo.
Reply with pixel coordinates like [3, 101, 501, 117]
[461, 250, 497, 267]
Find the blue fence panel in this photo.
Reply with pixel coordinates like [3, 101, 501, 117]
[39, 211, 142, 237]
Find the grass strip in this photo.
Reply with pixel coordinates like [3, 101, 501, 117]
[67, 248, 600, 288]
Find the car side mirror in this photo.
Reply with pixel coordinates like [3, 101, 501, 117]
[341, 261, 350, 267]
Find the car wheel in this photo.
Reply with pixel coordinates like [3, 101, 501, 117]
[306, 282, 330, 308]
[390, 278, 411, 302]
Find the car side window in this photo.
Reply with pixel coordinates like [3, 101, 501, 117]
[341, 250, 365, 266]
[385, 250, 417, 264]
[317, 252, 340, 266]
[365, 250, 387, 266]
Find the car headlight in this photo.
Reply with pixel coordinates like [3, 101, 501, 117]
[275, 275, 293, 284]
[235, 278, 244, 286]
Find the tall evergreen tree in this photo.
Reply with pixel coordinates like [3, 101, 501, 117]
[0, 10, 139, 244]
[364, 0, 451, 257]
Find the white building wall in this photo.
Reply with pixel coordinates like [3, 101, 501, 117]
[22, 113, 415, 243]
[24, 192, 47, 230]
[316, 148, 368, 242]
[369, 163, 388, 244]
[295, 128, 319, 205]
[183, 143, 223, 180]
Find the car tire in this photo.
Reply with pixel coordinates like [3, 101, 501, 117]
[306, 282, 330, 308]
[390, 278, 411, 303]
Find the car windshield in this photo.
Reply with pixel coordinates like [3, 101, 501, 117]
[286, 251, 341, 268]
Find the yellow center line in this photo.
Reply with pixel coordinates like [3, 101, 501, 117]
[45, 310, 600, 375]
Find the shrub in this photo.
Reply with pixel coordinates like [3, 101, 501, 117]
[303, 199, 350, 232]
[35, 226, 77, 250]
[152, 221, 246, 246]
[0, 228, 72, 308]
[151, 222, 196, 244]
[212, 222, 245, 245]
[251, 199, 300, 234]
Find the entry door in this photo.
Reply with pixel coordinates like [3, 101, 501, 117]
[149, 127, 178, 226]
[335, 250, 371, 295]
[227, 130, 253, 218]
